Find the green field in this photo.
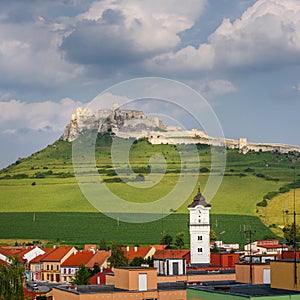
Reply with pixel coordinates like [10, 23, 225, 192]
[0, 136, 299, 246]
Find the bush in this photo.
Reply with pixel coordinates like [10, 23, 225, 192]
[12, 173, 29, 179]
[244, 167, 255, 172]
[263, 191, 279, 200]
[256, 173, 265, 178]
[200, 167, 210, 173]
[31, 182, 36, 186]
[257, 199, 268, 207]
[279, 186, 290, 193]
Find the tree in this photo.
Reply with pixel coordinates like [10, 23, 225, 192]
[282, 223, 300, 245]
[210, 229, 218, 243]
[108, 243, 128, 268]
[130, 257, 145, 266]
[99, 238, 110, 251]
[160, 234, 173, 249]
[0, 256, 24, 300]
[73, 264, 91, 285]
[174, 232, 185, 249]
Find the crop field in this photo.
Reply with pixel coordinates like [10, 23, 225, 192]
[0, 137, 299, 246]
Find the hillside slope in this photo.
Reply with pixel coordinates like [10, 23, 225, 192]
[0, 136, 299, 245]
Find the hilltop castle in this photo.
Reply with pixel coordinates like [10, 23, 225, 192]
[61, 107, 300, 154]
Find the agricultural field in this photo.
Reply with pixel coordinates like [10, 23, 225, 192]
[0, 136, 299, 246]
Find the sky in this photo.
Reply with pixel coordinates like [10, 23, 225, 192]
[0, 0, 300, 169]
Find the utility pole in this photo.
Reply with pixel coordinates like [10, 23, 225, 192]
[244, 229, 256, 284]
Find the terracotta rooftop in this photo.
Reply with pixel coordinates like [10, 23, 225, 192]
[30, 248, 57, 263]
[61, 251, 94, 267]
[40, 246, 74, 262]
[121, 246, 153, 261]
[86, 250, 111, 269]
[154, 249, 190, 259]
[188, 187, 211, 208]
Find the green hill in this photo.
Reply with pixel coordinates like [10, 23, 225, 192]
[0, 135, 299, 247]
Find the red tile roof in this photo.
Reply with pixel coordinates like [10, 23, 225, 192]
[154, 249, 190, 259]
[121, 246, 153, 261]
[61, 251, 94, 267]
[40, 246, 74, 262]
[85, 250, 110, 269]
[30, 248, 56, 264]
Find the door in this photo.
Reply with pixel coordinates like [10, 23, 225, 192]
[173, 262, 179, 275]
[138, 273, 147, 291]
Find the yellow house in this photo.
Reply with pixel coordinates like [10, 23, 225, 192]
[41, 246, 75, 282]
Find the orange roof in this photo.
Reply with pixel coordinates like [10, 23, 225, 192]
[86, 250, 110, 269]
[41, 246, 74, 262]
[121, 246, 153, 260]
[154, 249, 190, 259]
[30, 248, 57, 263]
[61, 251, 94, 267]
[150, 244, 167, 251]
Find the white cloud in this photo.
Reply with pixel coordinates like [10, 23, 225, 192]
[61, 0, 206, 66]
[0, 19, 83, 88]
[147, 0, 300, 74]
[0, 98, 82, 134]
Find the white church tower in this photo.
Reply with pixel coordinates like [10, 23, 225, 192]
[188, 187, 211, 265]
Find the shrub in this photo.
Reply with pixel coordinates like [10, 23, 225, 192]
[257, 199, 268, 207]
[279, 186, 290, 193]
[200, 167, 210, 173]
[244, 167, 255, 172]
[256, 173, 265, 178]
[31, 182, 36, 186]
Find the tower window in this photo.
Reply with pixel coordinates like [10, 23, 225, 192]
[198, 236, 202, 241]
[198, 248, 203, 253]
[198, 219, 201, 223]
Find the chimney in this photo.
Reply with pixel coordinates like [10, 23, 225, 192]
[126, 246, 130, 252]
[74, 250, 77, 255]
[134, 246, 138, 252]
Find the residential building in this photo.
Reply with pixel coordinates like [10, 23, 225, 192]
[53, 266, 187, 300]
[121, 245, 155, 262]
[153, 249, 190, 275]
[40, 246, 75, 282]
[244, 239, 288, 255]
[61, 250, 94, 283]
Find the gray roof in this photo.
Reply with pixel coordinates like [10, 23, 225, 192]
[188, 187, 211, 208]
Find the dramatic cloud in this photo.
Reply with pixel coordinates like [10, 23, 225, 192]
[60, 0, 206, 69]
[148, 0, 300, 74]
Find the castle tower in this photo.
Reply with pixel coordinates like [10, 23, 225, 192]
[188, 187, 211, 265]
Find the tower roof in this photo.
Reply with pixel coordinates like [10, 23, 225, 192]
[188, 187, 211, 208]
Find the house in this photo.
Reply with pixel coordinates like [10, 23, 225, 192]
[30, 248, 56, 281]
[53, 266, 187, 300]
[85, 250, 110, 270]
[244, 239, 288, 255]
[121, 246, 155, 262]
[40, 246, 75, 282]
[61, 250, 94, 283]
[154, 249, 190, 275]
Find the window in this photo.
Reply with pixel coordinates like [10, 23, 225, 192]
[198, 248, 203, 253]
[198, 219, 201, 223]
[198, 236, 202, 241]
[47, 265, 49, 271]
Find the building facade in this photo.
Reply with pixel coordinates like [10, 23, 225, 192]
[188, 187, 211, 265]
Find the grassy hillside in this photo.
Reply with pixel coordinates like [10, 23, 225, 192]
[0, 136, 299, 246]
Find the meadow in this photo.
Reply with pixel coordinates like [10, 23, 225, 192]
[0, 136, 299, 246]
